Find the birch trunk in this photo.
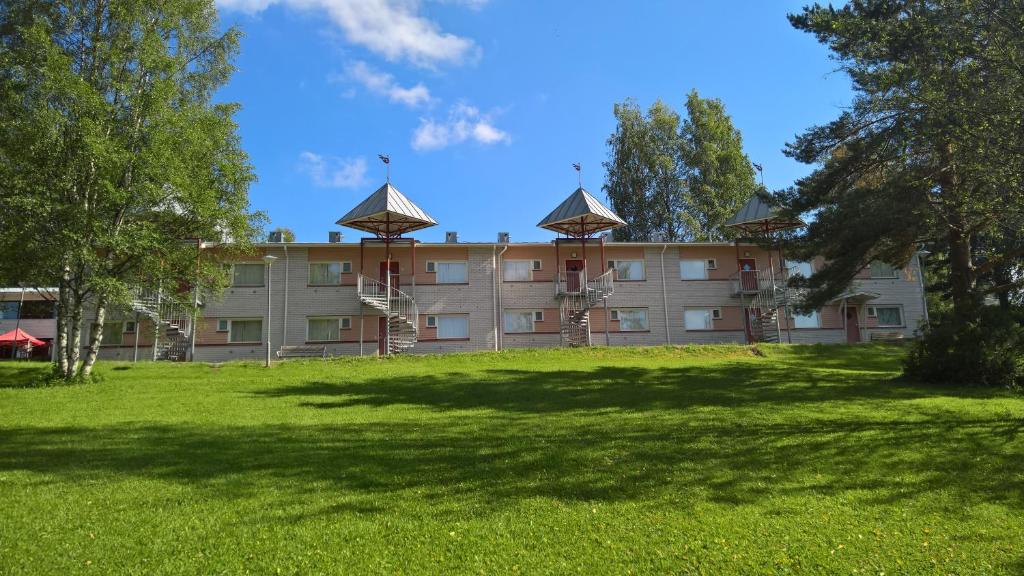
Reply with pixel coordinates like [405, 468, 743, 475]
[65, 293, 83, 379]
[80, 296, 107, 377]
[55, 283, 69, 375]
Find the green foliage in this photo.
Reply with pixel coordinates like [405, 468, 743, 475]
[779, 1, 1024, 316]
[270, 226, 296, 242]
[1, 345, 1023, 573]
[602, 92, 757, 242]
[679, 91, 759, 242]
[905, 307, 1024, 389]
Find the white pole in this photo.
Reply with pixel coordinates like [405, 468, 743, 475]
[264, 255, 277, 367]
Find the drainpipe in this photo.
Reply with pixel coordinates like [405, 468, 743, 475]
[660, 244, 670, 344]
[915, 251, 929, 330]
[494, 244, 509, 351]
[282, 244, 289, 349]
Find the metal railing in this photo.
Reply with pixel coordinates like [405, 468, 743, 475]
[357, 274, 419, 354]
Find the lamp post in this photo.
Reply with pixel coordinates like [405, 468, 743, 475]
[13, 282, 25, 360]
[263, 255, 278, 367]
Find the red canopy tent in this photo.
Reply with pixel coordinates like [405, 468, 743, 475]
[0, 328, 45, 347]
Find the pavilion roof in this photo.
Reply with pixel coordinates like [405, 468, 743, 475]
[724, 195, 805, 235]
[537, 187, 625, 237]
[336, 182, 437, 238]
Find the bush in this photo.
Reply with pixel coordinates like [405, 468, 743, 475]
[904, 306, 1024, 389]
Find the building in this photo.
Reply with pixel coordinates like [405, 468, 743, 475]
[0, 287, 57, 359]
[76, 180, 927, 363]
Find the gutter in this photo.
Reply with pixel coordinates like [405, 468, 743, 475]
[494, 245, 509, 351]
[661, 244, 670, 344]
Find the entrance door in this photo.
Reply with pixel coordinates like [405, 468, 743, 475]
[378, 316, 387, 355]
[738, 258, 757, 291]
[565, 259, 584, 292]
[379, 261, 400, 294]
[743, 307, 760, 343]
[846, 306, 860, 343]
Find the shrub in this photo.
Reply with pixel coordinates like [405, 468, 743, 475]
[904, 306, 1024, 389]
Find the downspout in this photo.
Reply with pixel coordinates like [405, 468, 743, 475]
[494, 245, 509, 350]
[282, 244, 289, 349]
[660, 244, 670, 344]
[916, 251, 929, 329]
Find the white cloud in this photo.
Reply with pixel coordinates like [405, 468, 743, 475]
[411, 103, 510, 151]
[217, 0, 478, 67]
[298, 152, 368, 188]
[341, 61, 432, 107]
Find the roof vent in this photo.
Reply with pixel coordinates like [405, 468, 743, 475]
[328, 231, 342, 243]
[268, 231, 284, 243]
[497, 232, 510, 244]
[445, 231, 458, 244]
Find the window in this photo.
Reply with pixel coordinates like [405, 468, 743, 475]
[426, 315, 437, 327]
[229, 319, 262, 343]
[425, 261, 436, 273]
[0, 302, 18, 320]
[307, 318, 340, 342]
[341, 261, 352, 274]
[124, 321, 137, 334]
[309, 263, 342, 285]
[610, 310, 619, 321]
[92, 322, 123, 345]
[685, 308, 714, 330]
[534, 310, 544, 322]
[609, 259, 645, 281]
[706, 259, 718, 270]
[232, 263, 265, 287]
[791, 310, 820, 329]
[680, 259, 708, 280]
[532, 260, 543, 271]
[788, 261, 814, 278]
[869, 261, 899, 278]
[217, 319, 229, 332]
[436, 315, 469, 339]
[340, 317, 351, 329]
[712, 308, 722, 320]
[435, 261, 468, 284]
[874, 306, 903, 327]
[19, 301, 55, 319]
[504, 310, 536, 333]
[616, 308, 648, 331]
[504, 260, 532, 281]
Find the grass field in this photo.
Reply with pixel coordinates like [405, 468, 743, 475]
[1, 344, 1022, 574]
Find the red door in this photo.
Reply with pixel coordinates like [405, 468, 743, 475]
[379, 261, 400, 294]
[846, 306, 860, 343]
[565, 259, 584, 292]
[378, 316, 387, 355]
[743, 307, 760, 343]
[738, 258, 757, 291]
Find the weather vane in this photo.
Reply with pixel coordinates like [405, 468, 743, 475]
[572, 162, 582, 188]
[378, 154, 390, 183]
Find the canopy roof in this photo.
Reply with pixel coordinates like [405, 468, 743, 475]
[0, 328, 45, 346]
[537, 187, 626, 237]
[724, 195, 805, 235]
[336, 182, 437, 238]
[828, 290, 881, 304]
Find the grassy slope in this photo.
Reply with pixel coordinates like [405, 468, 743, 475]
[0, 345, 1021, 575]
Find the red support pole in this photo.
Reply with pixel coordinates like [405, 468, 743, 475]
[600, 236, 606, 273]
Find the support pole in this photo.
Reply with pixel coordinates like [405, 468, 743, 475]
[133, 312, 140, 362]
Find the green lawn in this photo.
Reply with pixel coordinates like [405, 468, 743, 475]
[1, 345, 1022, 575]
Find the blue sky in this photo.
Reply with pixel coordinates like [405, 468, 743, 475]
[214, 0, 852, 243]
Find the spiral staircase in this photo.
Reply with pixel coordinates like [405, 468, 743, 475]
[357, 274, 418, 355]
[130, 289, 194, 361]
[554, 267, 614, 347]
[733, 267, 802, 344]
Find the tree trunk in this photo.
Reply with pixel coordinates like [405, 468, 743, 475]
[947, 225, 976, 321]
[55, 283, 69, 375]
[65, 293, 83, 379]
[80, 296, 107, 377]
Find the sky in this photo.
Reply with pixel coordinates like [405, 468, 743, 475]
[214, 0, 854, 244]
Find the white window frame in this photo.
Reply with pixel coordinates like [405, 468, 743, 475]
[873, 305, 904, 327]
[340, 261, 353, 274]
[433, 260, 469, 284]
[426, 315, 437, 327]
[610, 309, 619, 321]
[869, 260, 900, 279]
[504, 310, 540, 333]
[533, 310, 544, 322]
[306, 317, 343, 342]
[503, 260, 534, 282]
[309, 262, 343, 286]
[684, 308, 715, 331]
[867, 306, 877, 317]
[216, 319, 229, 332]
[124, 321, 137, 334]
[228, 318, 262, 343]
[425, 261, 437, 273]
[789, 309, 820, 329]
[711, 308, 722, 320]
[340, 316, 352, 330]
[706, 258, 718, 270]
[231, 263, 265, 287]
[434, 314, 469, 339]
[680, 259, 709, 280]
[531, 260, 543, 271]
[614, 308, 649, 331]
[608, 259, 646, 281]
